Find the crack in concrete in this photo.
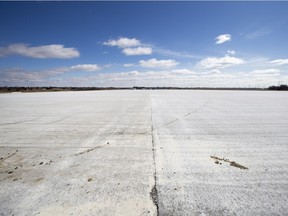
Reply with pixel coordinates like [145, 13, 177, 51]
[141, 98, 210, 135]
[161, 98, 209, 128]
[150, 93, 159, 215]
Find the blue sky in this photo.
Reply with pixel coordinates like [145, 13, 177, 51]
[0, 1, 288, 87]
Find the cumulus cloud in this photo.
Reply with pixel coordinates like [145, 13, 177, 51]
[103, 37, 153, 56]
[215, 34, 231, 44]
[269, 59, 288, 65]
[198, 56, 245, 69]
[103, 37, 140, 48]
[122, 47, 152, 56]
[0, 43, 80, 59]
[70, 64, 100, 72]
[139, 58, 179, 68]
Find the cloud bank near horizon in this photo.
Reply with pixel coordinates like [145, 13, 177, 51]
[0, 35, 287, 88]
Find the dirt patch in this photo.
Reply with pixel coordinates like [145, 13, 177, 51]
[210, 155, 248, 170]
[230, 161, 248, 170]
[34, 177, 44, 182]
[1, 151, 17, 161]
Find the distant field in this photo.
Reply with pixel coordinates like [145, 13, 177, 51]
[0, 90, 288, 215]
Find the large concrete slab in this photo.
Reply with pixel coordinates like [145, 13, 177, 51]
[151, 90, 288, 216]
[0, 91, 155, 216]
[1, 90, 288, 215]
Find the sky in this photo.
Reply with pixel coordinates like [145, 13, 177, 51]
[0, 1, 288, 88]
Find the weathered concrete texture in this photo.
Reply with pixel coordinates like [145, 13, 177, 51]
[0, 91, 156, 216]
[1, 90, 288, 215]
[151, 90, 288, 216]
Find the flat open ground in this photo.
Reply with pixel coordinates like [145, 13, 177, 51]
[1, 90, 288, 215]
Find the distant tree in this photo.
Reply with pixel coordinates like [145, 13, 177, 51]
[279, 84, 288, 90]
[268, 84, 288, 91]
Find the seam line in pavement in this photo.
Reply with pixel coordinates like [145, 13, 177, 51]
[149, 92, 159, 215]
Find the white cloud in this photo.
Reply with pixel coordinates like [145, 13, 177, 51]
[207, 69, 222, 74]
[269, 59, 288, 65]
[123, 63, 134, 67]
[227, 50, 236, 55]
[198, 56, 245, 68]
[103, 37, 140, 48]
[0, 43, 80, 59]
[250, 68, 280, 76]
[78, 69, 284, 88]
[70, 64, 100, 72]
[122, 47, 152, 56]
[170, 69, 195, 75]
[139, 58, 179, 68]
[215, 34, 231, 44]
[103, 37, 153, 56]
[2, 66, 287, 88]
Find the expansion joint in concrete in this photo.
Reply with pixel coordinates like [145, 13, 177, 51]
[149, 94, 159, 215]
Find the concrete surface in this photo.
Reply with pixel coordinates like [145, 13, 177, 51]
[0, 90, 288, 215]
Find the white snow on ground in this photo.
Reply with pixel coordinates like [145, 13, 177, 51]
[0, 90, 288, 215]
